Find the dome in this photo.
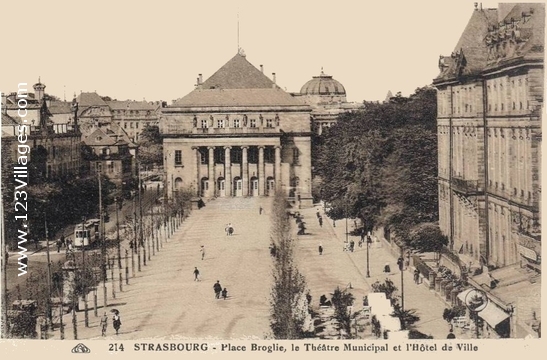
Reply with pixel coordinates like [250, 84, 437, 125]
[300, 70, 346, 96]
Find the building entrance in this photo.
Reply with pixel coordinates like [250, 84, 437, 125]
[267, 177, 275, 196]
[250, 177, 259, 196]
[218, 177, 226, 197]
[234, 177, 242, 197]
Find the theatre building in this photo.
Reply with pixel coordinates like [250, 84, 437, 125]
[161, 52, 313, 206]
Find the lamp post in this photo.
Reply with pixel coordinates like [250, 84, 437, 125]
[464, 289, 488, 339]
[366, 232, 371, 278]
[98, 170, 107, 310]
[43, 212, 52, 333]
[81, 216, 89, 327]
[115, 196, 123, 292]
[397, 253, 405, 312]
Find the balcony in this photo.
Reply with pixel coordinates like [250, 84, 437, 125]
[451, 176, 483, 196]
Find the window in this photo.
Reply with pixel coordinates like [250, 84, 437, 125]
[214, 148, 225, 163]
[250, 119, 256, 128]
[233, 118, 240, 128]
[107, 161, 114, 173]
[266, 118, 273, 128]
[217, 119, 224, 128]
[96, 162, 102, 172]
[124, 123, 127, 129]
[264, 147, 274, 163]
[201, 119, 208, 128]
[136, 122, 139, 129]
[231, 148, 242, 163]
[174, 150, 182, 166]
[200, 149, 207, 164]
[130, 122, 134, 128]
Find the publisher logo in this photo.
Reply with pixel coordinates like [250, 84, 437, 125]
[71, 343, 91, 354]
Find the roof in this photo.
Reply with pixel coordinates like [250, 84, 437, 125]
[172, 88, 307, 108]
[107, 100, 157, 111]
[435, 8, 498, 81]
[48, 101, 72, 114]
[1, 113, 20, 125]
[300, 70, 346, 95]
[84, 128, 116, 146]
[200, 53, 277, 90]
[76, 92, 108, 107]
[109, 121, 137, 147]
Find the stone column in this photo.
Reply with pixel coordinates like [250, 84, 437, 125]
[242, 146, 249, 196]
[258, 146, 264, 196]
[274, 145, 281, 191]
[225, 146, 232, 196]
[193, 147, 200, 196]
[208, 146, 214, 197]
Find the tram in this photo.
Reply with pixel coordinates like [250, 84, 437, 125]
[74, 219, 100, 247]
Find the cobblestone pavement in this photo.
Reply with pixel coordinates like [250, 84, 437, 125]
[294, 204, 470, 340]
[47, 197, 468, 340]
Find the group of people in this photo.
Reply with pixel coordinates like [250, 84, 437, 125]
[100, 310, 122, 336]
[316, 210, 323, 227]
[56, 235, 74, 254]
[213, 280, 228, 300]
[224, 223, 234, 236]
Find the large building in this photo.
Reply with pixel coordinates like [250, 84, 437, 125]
[161, 52, 313, 206]
[434, 3, 543, 338]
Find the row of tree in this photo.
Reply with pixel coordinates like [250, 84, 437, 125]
[269, 192, 310, 339]
[314, 87, 447, 252]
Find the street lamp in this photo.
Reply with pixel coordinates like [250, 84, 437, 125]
[397, 254, 405, 312]
[115, 196, 123, 292]
[366, 233, 371, 278]
[81, 216, 89, 328]
[43, 212, 53, 333]
[464, 288, 488, 339]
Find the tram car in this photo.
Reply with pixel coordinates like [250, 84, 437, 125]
[74, 219, 100, 248]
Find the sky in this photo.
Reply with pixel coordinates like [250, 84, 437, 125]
[0, 0, 507, 104]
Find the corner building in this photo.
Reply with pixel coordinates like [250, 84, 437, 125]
[161, 53, 313, 206]
[434, 3, 543, 271]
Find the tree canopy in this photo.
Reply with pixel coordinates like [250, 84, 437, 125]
[137, 125, 163, 167]
[315, 86, 441, 250]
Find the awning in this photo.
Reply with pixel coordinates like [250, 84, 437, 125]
[457, 288, 473, 302]
[478, 301, 510, 328]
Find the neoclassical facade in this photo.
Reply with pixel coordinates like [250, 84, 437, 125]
[161, 52, 313, 206]
[434, 3, 542, 271]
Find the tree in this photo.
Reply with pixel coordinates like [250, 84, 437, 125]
[391, 303, 420, 330]
[330, 287, 355, 337]
[406, 223, 448, 254]
[371, 278, 398, 302]
[269, 192, 308, 339]
[137, 125, 163, 167]
[314, 86, 438, 236]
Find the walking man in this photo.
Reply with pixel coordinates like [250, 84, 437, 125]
[213, 280, 222, 299]
[221, 288, 228, 300]
[200, 245, 205, 260]
[259, 206, 263, 215]
[414, 269, 420, 284]
[318, 243, 323, 255]
[100, 312, 108, 336]
[318, 216, 323, 227]
[194, 267, 200, 281]
[112, 311, 121, 335]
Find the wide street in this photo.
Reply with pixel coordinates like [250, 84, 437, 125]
[44, 196, 456, 340]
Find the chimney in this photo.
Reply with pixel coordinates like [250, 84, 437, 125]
[272, 73, 276, 85]
[260, 65, 264, 73]
[199, 74, 203, 84]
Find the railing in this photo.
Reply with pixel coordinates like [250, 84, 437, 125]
[451, 176, 483, 195]
[163, 124, 281, 135]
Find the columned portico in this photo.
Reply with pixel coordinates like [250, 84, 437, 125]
[274, 146, 281, 190]
[242, 146, 249, 196]
[208, 146, 214, 196]
[224, 146, 232, 197]
[258, 146, 265, 196]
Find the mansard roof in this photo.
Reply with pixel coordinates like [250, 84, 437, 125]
[200, 53, 277, 90]
[172, 53, 307, 108]
[76, 92, 109, 107]
[435, 8, 498, 82]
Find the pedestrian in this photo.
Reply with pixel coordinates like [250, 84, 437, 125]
[349, 240, 355, 252]
[259, 206, 263, 215]
[383, 263, 391, 274]
[360, 230, 365, 244]
[112, 312, 121, 335]
[318, 216, 323, 227]
[100, 312, 108, 336]
[56, 239, 62, 253]
[213, 280, 222, 299]
[193, 267, 200, 281]
[221, 288, 228, 300]
[60, 234, 65, 248]
[200, 245, 205, 260]
[414, 269, 420, 284]
[446, 329, 456, 339]
[316, 210, 321, 219]
[318, 243, 323, 255]
[333, 219, 336, 227]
